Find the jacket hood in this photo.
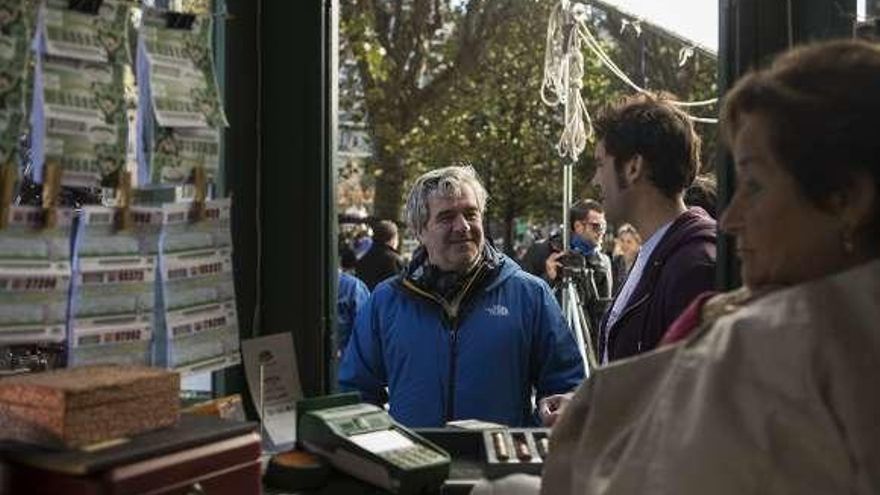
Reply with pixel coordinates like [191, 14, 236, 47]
[649, 207, 716, 263]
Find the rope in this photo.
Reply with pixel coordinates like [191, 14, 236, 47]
[541, 1, 718, 162]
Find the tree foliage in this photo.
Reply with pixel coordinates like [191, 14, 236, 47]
[403, 0, 621, 252]
[341, 0, 520, 221]
[341, 0, 719, 250]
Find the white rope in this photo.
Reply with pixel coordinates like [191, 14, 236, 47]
[541, 0, 718, 162]
[542, 1, 592, 161]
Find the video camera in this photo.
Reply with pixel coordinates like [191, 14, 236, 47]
[547, 235, 592, 278]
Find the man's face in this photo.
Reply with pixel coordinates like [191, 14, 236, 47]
[419, 185, 484, 272]
[591, 141, 628, 225]
[573, 210, 606, 245]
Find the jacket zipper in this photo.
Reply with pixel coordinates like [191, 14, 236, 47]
[445, 319, 459, 422]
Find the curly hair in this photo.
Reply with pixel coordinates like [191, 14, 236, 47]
[594, 93, 701, 198]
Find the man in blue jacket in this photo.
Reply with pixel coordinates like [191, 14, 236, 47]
[339, 165, 584, 427]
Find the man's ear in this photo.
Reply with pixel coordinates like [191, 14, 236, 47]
[624, 155, 645, 186]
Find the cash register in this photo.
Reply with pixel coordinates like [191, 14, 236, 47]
[297, 394, 451, 494]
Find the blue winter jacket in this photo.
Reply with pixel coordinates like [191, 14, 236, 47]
[337, 271, 370, 353]
[338, 254, 585, 427]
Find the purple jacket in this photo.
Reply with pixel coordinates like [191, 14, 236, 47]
[599, 208, 716, 361]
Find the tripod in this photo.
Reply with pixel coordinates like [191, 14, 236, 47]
[558, 162, 599, 377]
[558, 258, 599, 378]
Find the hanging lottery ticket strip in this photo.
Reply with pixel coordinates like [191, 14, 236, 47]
[0, 1, 239, 378]
[0, 207, 73, 373]
[137, 7, 226, 185]
[30, 0, 129, 186]
[67, 206, 160, 367]
[153, 198, 239, 374]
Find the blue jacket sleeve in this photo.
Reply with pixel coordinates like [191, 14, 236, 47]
[532, 282, 586, 401]
[338, 276, 370, 352]
[338, 293, 387, 405]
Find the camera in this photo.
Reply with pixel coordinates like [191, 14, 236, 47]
[557, 251, 588, 275]
[555, 250, 603, 306]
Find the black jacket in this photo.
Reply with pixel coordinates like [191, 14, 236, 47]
[355, 243, 405, 290]
[520, 235, 613, 343]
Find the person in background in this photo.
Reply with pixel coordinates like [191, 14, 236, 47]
[520, 199, 613, 341]
[351, 227, 373, 260]
[336, 242, 368, 357]
[610, 223, 641, 294]
[355, 219, 405, 290]
[338, 239, 358, 274]
[541, 39, 880, 494]
[684, 174, 718, 219]
[339, 165, 584, 427]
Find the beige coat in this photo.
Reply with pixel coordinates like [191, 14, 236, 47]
[542, 259, 880, 495]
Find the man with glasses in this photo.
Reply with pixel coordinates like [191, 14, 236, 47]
[521, 199, 613, 344]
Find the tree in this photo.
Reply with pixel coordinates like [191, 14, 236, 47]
[342, 0, 719, 242]
[588, 3, 719, 169]
[340, 0, 520, 221]
[402, 0, 622, 255]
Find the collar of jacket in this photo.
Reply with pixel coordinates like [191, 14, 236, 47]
[401, 243, 502, 322]
[599, 208, 717, 348]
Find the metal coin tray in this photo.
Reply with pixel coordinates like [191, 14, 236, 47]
[481, 428, 549, 478]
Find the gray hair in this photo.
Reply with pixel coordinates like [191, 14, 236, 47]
[405, 165, 488, 235]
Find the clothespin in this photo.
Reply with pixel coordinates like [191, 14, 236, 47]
[165, 11, 197, 30]
[0, 163, 17, 230]
[191, 165, 207, 222]
[114, 170, 132, 231]
[42, 161, 61, 230]
[68, 0, 103, 15]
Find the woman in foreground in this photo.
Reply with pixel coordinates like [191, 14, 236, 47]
[537, 38, 880, 495]
[476, 38, 880, 495]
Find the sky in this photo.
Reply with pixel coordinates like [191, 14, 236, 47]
[604, 0, 868, 52]
[600, 0, 718, 51]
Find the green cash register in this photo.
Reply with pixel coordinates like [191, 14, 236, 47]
[297, 394, 451, 494]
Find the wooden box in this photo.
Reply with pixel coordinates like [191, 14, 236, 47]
[4, 415, 261, 495]
[0, 365, 180, 448]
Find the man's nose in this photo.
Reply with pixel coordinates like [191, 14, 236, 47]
[451, 214, 470, 232]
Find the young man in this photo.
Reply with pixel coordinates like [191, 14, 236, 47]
[339, 165, 584, 427]
[591, 94, 717, 363]
[540, 94, 717, 427]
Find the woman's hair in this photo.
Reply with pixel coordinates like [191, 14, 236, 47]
[616, 223, 641, 244]
[721, 40, 880, 242]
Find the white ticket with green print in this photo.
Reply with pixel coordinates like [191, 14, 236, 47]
[141, 12, 227, 129]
